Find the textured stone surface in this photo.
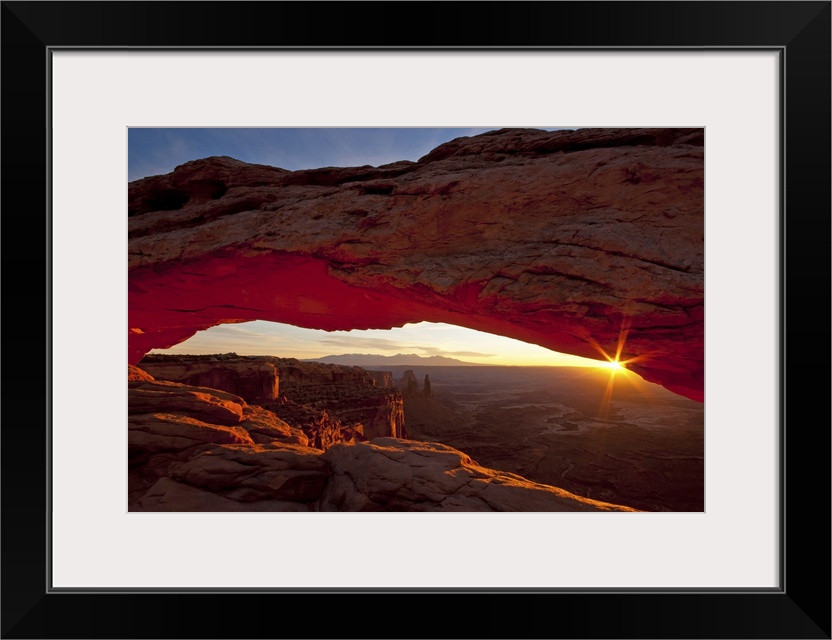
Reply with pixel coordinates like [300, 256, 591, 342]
[138, 354, 405, 445]
[320, 438, 638, 512]
[262, 358, 405, 442]
[236, 403, 309, 446]
[263, 397, 365, 451]
[128, 369, 638, 511]
[139, 353, 279, 403]
[134, 476, 317, 512]
[128, 374, 307, 447]
[129, 379, 247, 426]
[129, 127, 703, 401]
[128, 369, 311, 506]
[165, 443, 329, 504]
[128, 364, 154, 382]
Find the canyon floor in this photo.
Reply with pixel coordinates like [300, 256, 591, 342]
[391, 365, 704, 512]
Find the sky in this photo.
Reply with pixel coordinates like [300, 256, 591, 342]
[151, 320, 602, 367]
[131, 127, 603, 367]
[128, 128, 506, 182]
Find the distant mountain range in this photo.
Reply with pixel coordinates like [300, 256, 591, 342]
[304, 353, 480, 367]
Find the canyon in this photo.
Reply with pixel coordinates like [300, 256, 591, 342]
[128, 360, 638, 512]
[139, 353, 405, 449]
[390, 365, 703, 512]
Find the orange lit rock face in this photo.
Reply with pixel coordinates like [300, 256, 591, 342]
[138, 355, 280, 404]
[137, 355, 406, 448]
[129, 128, 704, 401]
[320, 438, 639, 512]
[128, 367, 636, 511]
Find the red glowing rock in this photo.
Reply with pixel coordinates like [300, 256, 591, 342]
[129, 128, 703, 401]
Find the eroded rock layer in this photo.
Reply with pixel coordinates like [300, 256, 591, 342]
[129, 128, 704, 400]
[128, 368, 637, 512]
[137, 355, 406, 448]
[138, 353, 279, 403]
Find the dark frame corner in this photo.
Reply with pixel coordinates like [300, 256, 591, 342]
[2, 2, 829, 638]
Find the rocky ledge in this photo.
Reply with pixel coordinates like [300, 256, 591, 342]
[128, 366, 637, 512]
[138, 352, 280, 403]
[139, 354, 405, 447]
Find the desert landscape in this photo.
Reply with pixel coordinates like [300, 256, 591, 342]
[387, 364, 703, 511]
[128, 127, 704, 511]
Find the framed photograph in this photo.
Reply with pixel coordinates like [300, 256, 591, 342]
[125, 124, 706, 517]
[3, 2, 829, 638]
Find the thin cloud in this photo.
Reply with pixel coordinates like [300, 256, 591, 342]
[409, 344, 495, 358]
[319, 336, 407, 351]
[317, 337, 495, 359]
[440, 350, 496, 358]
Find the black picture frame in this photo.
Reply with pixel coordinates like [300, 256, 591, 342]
[2, 2, 829, 638]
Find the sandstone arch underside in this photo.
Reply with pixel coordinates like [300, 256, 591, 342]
[128, 128, 704, 401]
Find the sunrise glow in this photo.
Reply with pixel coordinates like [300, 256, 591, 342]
[150, 320, 610, 368]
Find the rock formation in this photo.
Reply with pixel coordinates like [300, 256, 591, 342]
[401, 370, 419, 397]
[128, 368, 637, 512]
[264, 358, 405, 441]
[136, 355, 406, 447]
[138, 353, 279, 403]
[128, 365, 313, 508]
[128, 128, 704, 401]
[262, 397, 365, 451]
[366, 370, 393, 388]
[423, 374, 432, 398]
[320, 439, 638, 512]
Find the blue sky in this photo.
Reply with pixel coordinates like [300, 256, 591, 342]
[132, 127, 602, 367]
[128, 128, 505, 181]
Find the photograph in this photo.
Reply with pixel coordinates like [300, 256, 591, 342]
[3, 0, 828, 636]
[127, 126, 704, 513]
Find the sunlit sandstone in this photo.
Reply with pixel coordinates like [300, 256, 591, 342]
[129, 127, 703, 402]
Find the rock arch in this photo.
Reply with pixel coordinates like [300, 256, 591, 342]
[129, 128, 704, 401]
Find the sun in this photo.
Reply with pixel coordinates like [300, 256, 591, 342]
[599, 359, 625, 371]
